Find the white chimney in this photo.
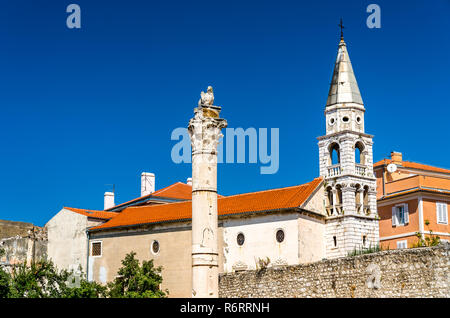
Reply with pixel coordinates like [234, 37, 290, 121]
[141, 172, 155, 197]
[104, 192, 115, 210]
[186, 177, 192, 185]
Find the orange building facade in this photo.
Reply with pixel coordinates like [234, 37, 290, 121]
[375, 152, 450, 249]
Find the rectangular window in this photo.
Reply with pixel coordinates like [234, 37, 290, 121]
[392, 203, 409, 226]
[91, 241, 102, 257]
[436, 202, 448, 224]
[397, 240, 407, 249]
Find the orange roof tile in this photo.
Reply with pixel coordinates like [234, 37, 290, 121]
[151, 182, 193, 200]
[90, 177, 323, 231]
[374, 159, 450, 174]
[106, 182, 224, 211]
[64, 207, 118, 220]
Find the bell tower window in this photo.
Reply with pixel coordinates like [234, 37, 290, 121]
[329, 143, 340, 165]
[355, 142, 365, 164]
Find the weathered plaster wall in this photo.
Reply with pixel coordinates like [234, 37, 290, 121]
[219, 243, 450, 298]
[301, 185, 325, 216]
[298, 214, 326, 263]
[0, 220, 47, 270]
[46, 208, 103, 273]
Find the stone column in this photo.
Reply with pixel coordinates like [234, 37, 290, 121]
[368, 187, 378, 217]
[188, 86, 227, 298]
[341, 184, 356, 215]
[358, 188, 364, 214]
[332, 189, 337, 216]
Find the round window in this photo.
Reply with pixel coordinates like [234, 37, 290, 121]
[356, 116, 361, 123]
[151, 240, 160, 254]
[237, 233, 245, 246]
[342, 116, 349, 122]
[329, 117, 335, 125]
[276, 229, 285, 243]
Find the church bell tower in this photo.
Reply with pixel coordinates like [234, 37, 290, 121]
[318, 29, 379, 258]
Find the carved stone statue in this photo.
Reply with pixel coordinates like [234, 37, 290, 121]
[366, 263, 381, 289]
[198, 86, 214, 106]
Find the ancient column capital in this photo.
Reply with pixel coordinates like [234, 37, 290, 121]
[188, 106, 227, 155]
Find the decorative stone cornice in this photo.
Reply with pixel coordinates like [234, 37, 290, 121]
[317, 130, 374, 141]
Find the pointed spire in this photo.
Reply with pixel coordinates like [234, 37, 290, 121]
[326, 37, 364, 107]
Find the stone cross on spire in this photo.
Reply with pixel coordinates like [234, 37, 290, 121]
[338, 18, 344, 41]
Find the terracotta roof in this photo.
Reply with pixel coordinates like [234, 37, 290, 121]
[374, 159, 450, 174]
[106, 182, 225, 211]
[151, 182, 194, 200]
[90, 177, 323, 231]
[64, 207, 118, 220]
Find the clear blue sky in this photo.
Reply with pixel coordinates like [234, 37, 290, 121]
[0, 0, 449, 226]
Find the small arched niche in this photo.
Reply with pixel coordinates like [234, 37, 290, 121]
[325, 186, 333, 206]
[363, 185, 369, 206]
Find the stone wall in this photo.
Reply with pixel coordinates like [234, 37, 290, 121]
[219, 243, 450, 298]
[0, 220, 47, 271]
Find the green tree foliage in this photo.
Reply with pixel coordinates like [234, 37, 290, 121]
[63, 279, 107, 298]
[0, 260, 105, 298]
[8, 260, 70, 298]
[412, 220, 440, 248]
[0, 251, 166, 298]
[0, 267, 10, 298]
[107, 252, 167, 298]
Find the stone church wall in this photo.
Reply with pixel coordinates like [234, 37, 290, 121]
[219, 243, 450, 298]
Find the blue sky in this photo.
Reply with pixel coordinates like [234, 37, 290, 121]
[0, 0, 449, 226]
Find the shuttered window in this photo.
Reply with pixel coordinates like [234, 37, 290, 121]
[392, 204, 409, 226]
[437, 202, 448, 224]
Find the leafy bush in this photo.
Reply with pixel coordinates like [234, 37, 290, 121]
[0, 267, 10, 298]
[1, 260, 105, 298]
[412, 220, 440, 248]
[0, 251, 165, 298]
[107, 252, 167, 298]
